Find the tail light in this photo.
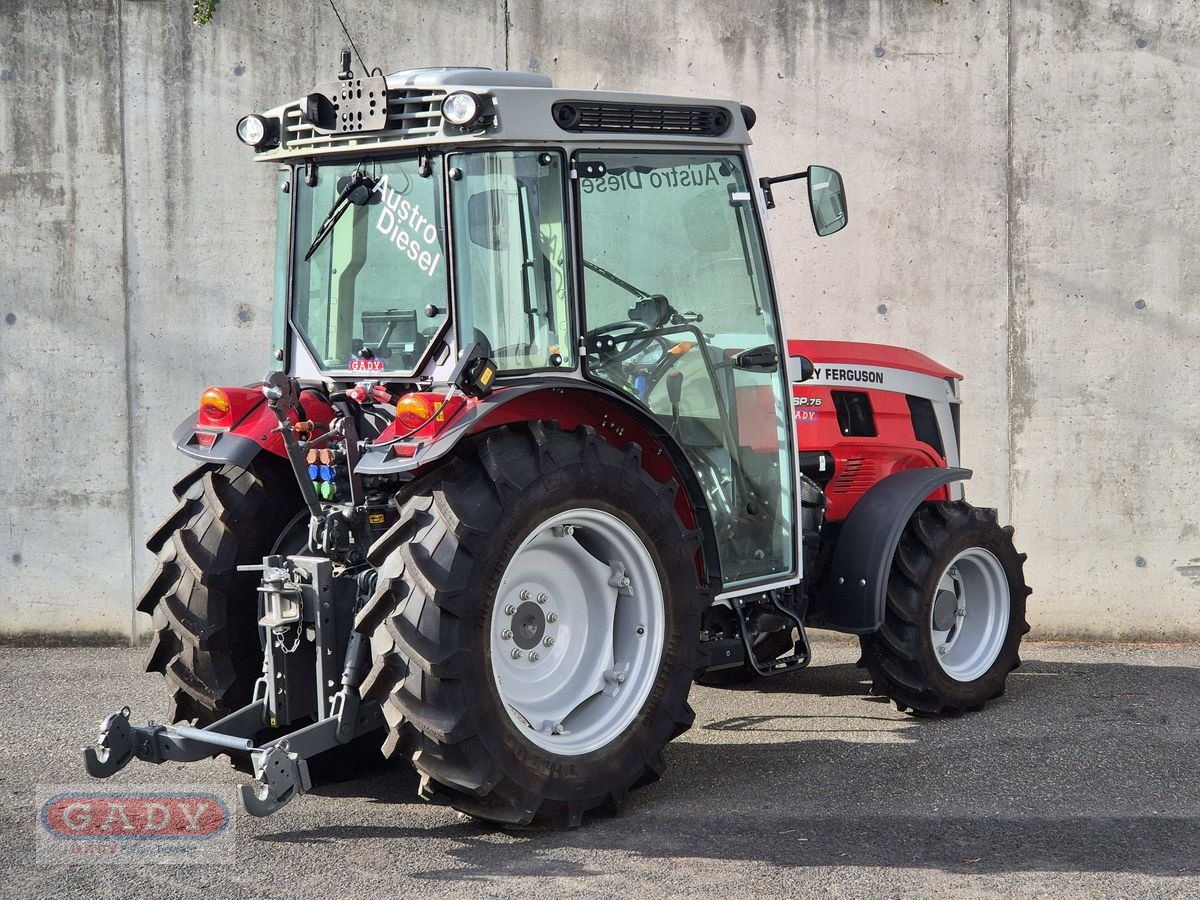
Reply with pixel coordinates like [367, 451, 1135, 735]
[395, 392, 438, 431]
[391, 391, 466, 439]
[195, 385, 264, 431]
[199, 388, 233, 428]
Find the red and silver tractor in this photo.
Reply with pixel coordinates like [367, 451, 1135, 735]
[84, 59, 1029, 826]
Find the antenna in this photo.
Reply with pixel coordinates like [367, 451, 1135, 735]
[327, 0, 376, 78]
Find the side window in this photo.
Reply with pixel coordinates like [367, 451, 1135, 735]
[449, 151, 573, 371]
[576, 152, 795, 586]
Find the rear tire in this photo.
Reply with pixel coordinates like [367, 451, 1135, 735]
[357, 422, 709, 826]
[858, 501, 1031, 715]
[139, 458, 303, 724]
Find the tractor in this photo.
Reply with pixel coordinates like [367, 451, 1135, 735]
[84, 59, 1030, 826]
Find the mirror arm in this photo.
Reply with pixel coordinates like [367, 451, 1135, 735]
[758, 170, 809, 210]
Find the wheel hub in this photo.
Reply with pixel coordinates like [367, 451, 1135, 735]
[929, 547, 1011, 682]
[511, 601, 546, 650]
[931, 589, 959, 631]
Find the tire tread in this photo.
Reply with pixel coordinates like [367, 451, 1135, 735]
[138, 460, 301, 724]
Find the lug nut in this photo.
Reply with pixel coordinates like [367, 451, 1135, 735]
[563, 525, 574, 536]
[543, 637, 555, 647]
[501, 629, 513, 640]
[547, 613, 558, 623]
[520, 589, 531, 601]
[504, 603, 517, 615]
[616, 673, 626, 683]
[537, 592, 549, 604]
[529, 652, 541, 662]
[937, 646, 947, 656]
[511, 648, 523, 659]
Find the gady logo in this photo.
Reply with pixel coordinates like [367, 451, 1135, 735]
[40, 792, 229, 840]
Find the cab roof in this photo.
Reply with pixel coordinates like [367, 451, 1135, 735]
[249, 67, 754, 163]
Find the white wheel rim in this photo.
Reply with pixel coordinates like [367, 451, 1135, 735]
[489, 508, 665, 756]
[929, 547, 1010, 682]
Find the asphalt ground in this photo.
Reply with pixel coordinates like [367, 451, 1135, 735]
[2, 639, 1198, 899]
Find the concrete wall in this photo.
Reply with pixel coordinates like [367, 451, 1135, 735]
[1, 0, 1196, 640]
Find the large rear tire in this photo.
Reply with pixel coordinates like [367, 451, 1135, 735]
[139, 458, 304, 724]
[357, 422, 709, 826]
[858, 501, 1031, 715]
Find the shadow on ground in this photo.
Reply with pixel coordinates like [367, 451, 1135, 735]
[257, 654, 1200, 879]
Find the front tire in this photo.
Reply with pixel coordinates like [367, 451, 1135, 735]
[859, 501, 1031, 715]
[357, 423, 708, 826]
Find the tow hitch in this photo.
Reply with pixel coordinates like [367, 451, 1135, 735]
[83, 554, 385, 817]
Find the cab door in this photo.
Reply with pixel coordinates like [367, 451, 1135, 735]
[574, 151, 797, 589]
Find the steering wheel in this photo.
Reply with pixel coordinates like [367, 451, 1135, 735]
[585, 319, 648, 342]
[588, 319, 669, 365]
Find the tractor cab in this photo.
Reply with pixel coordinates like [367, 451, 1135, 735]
[247, 66, 847, 592]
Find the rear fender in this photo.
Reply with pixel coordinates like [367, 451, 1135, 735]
[812, 466, 972, 634]
[355, 381, 720, 586]
[172, 385, 335, 468]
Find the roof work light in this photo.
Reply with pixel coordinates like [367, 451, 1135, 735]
[441, 91, 495, 130]
[236, 114, 279, 149]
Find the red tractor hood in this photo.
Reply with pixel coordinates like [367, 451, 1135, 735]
[786, 340, 962, 380]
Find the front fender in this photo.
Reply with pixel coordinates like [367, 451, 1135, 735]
[813, 466, 972, 635]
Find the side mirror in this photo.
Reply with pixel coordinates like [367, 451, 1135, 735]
[807, 165, 847, 236]
[734, 344, 779, 373]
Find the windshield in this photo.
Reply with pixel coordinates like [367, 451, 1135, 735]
[292, 156, 448, 375]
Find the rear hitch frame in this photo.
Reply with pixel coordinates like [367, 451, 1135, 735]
[82, 553, 386, 817]
[83, 689, 384, 817]
[83, 698, 267, 778]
